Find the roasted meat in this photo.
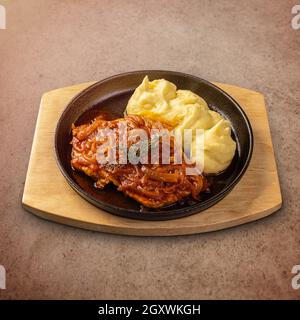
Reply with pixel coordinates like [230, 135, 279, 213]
[70, 114, 208, 208]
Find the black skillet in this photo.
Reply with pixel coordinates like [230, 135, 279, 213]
[55, 70, 253, 220]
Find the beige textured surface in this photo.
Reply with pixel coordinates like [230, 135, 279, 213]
[22, 81, 282, 236]
[0, 0, 299, 299]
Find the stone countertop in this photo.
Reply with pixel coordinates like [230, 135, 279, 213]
[0, 0, 299, 299]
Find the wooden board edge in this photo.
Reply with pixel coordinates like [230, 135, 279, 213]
[22, 98, 46, 205]
[213, 81, 265, 98]
[22, 198, 282, 237]
[41, 81, 96, 100]
[252, 94, 283, 207]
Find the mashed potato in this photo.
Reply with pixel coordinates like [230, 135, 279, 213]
[126, 76, 236, 174]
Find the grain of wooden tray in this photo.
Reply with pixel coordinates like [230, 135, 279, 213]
[22, 81, 282, 236]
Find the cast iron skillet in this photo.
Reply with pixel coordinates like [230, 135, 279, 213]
[55, 70, 253, 220]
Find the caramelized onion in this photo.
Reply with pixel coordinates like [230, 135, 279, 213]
[70, 114, 208, 208]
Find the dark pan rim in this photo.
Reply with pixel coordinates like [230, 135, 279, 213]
[54, 70, 253, 219]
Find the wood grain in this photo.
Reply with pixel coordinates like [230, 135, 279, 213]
[22, 82, 282, 236]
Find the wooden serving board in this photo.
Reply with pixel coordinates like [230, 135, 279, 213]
[22, 81, 282, 236]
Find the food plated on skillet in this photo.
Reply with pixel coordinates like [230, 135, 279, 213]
[70, 77, 236, 209]
[55, 70, 253, 220]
